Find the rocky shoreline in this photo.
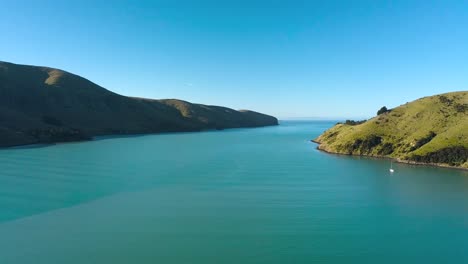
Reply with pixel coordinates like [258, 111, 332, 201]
[311, 140, 468, 171]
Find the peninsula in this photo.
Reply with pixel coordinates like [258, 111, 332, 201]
[314, 91, 468, 169]
[0, 61, 278, 147]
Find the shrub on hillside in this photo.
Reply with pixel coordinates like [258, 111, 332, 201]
[377, 106, 390, 115]
[344, 120, 366, 126]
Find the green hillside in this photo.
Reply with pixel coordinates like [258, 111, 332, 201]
[314, 91, 468, 168]
[0, 61, 278, 147]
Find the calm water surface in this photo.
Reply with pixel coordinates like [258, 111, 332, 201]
[0, 121, 467, 263]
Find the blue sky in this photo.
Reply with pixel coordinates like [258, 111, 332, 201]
[1, 0, 467, 119]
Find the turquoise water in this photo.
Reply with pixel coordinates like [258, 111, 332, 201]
[0, 121, 467, 263]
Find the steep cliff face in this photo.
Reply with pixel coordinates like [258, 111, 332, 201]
[314, 91, 468, 168]
[0, 61, 278, 147]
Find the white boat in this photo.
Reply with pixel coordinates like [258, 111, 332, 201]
[389, 161, 394, 173]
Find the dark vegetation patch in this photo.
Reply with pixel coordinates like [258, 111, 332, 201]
[454, 103, 467, 113]
[438, 94, 466, 113]
[344, 135, 382, 155]
[409, 146, 468, 166]
[341, 119, 366, 126]
[326, 131, 339, 139]
[438, 95, 453, 106]
[409, 131, 437, 151]
[378, 143, 394, 155]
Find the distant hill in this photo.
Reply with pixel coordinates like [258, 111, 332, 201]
[0, 61, 278, 147]
[314, 91, 468, 168]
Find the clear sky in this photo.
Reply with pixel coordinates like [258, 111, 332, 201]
[1, 0, 467, 119]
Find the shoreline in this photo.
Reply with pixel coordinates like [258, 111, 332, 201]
[0, 124, 278, 150]
[311, 140, 468, 171]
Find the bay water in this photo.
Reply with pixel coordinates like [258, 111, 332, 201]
[0, 121, 467, 263]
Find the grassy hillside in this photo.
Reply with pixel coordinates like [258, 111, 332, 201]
[0, 61, 278, 147]
[314, 91, 468, 168]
